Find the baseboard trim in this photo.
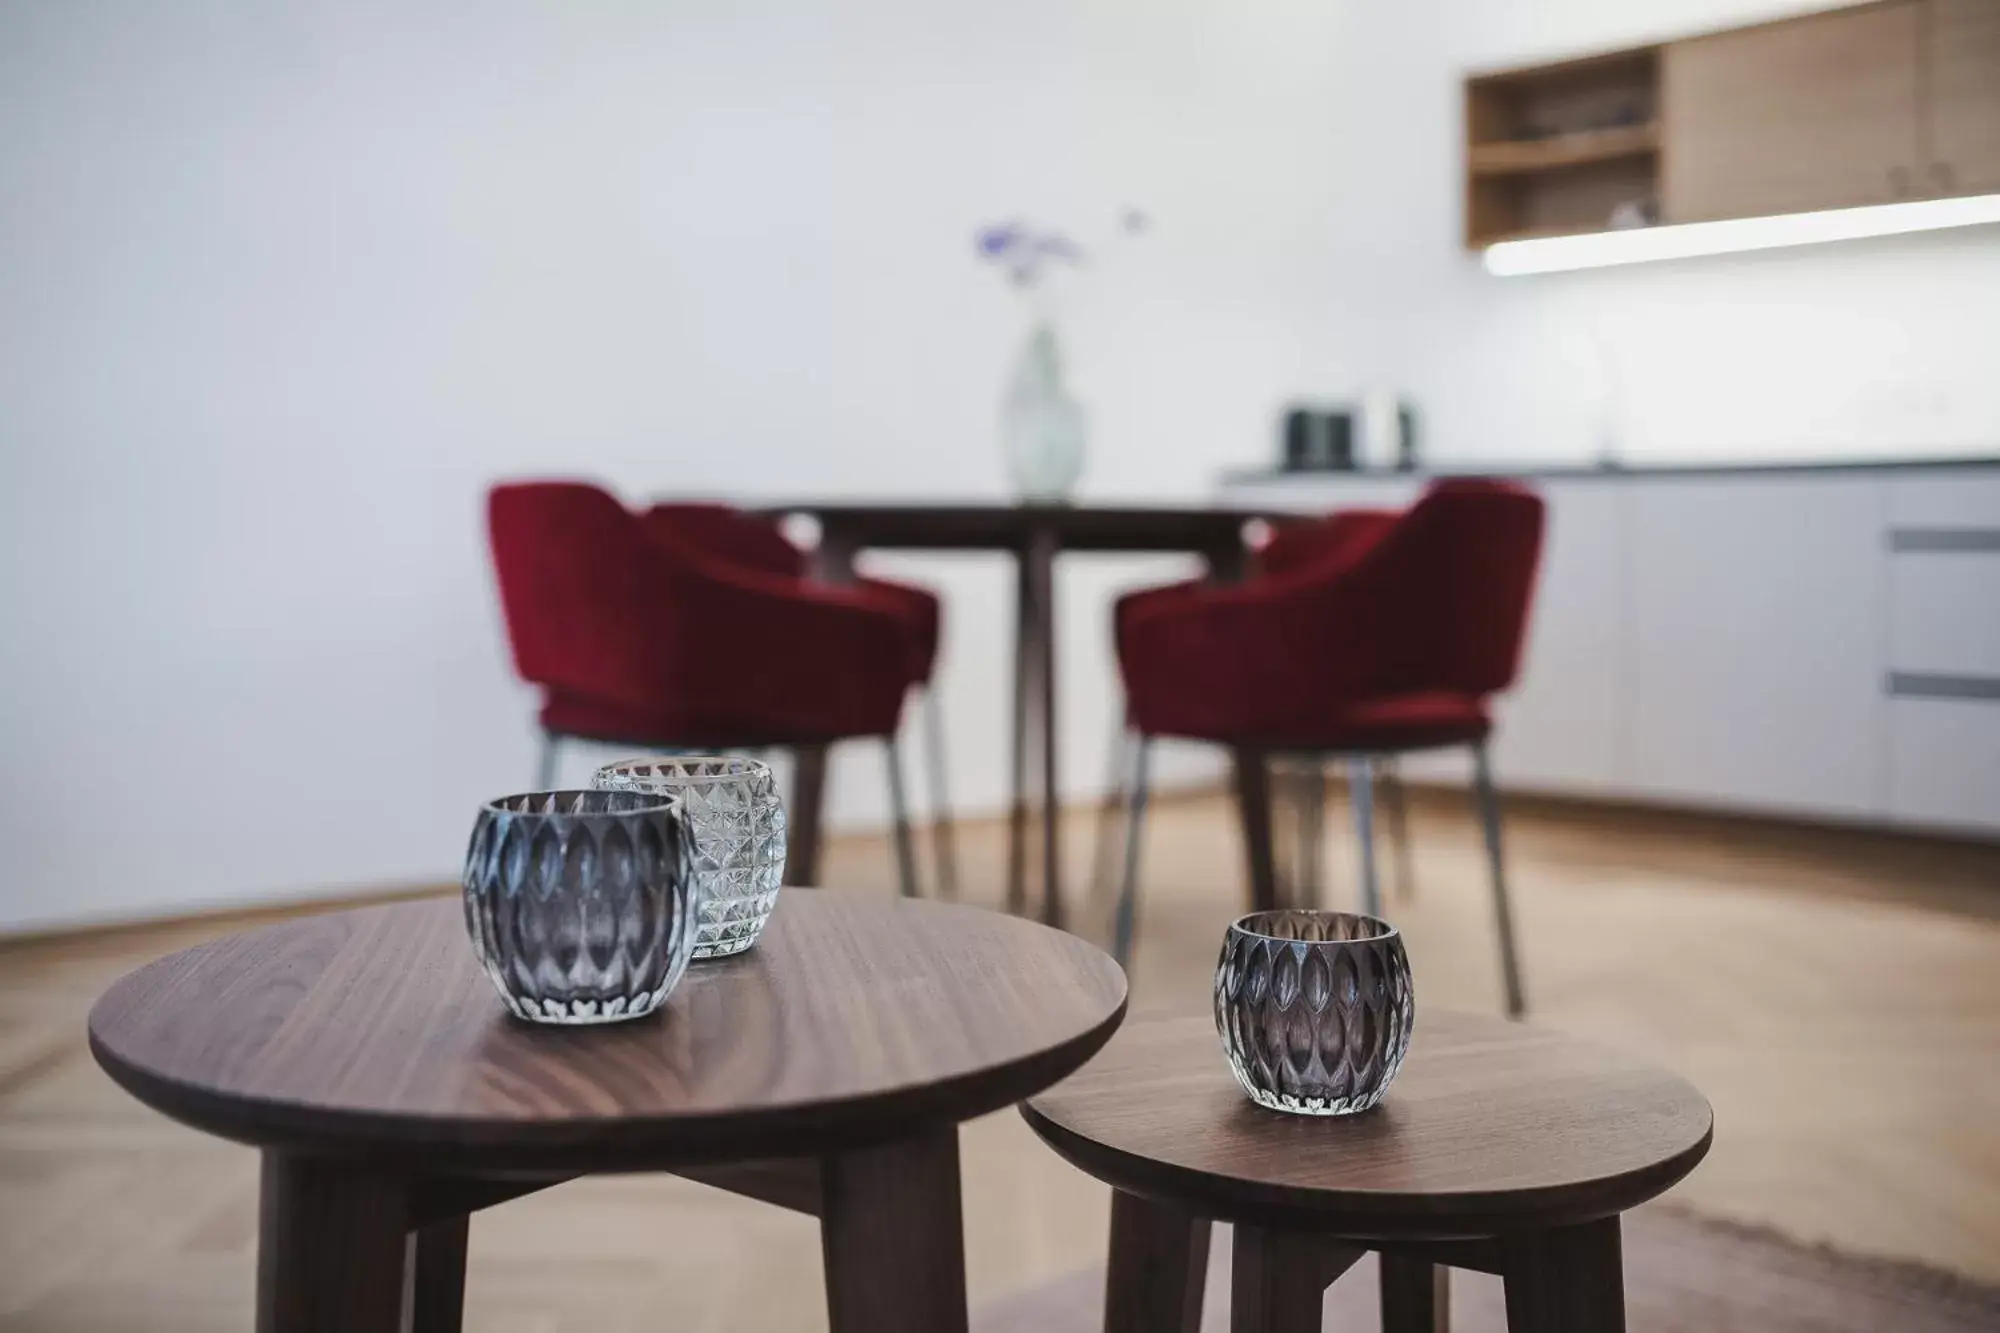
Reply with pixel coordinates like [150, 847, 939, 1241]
[1388, 778, 2000, 854]
[1100, 769, 2000, 853]
[0, 880, 455, 951]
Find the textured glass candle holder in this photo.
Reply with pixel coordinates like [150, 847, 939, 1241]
[592, 756, 787, 959]
[1213, 910, 1414, 1116]
[462, 790, 699, 1024]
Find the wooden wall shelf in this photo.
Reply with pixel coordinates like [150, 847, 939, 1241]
[1468, 124, 1659, 175]
[1465, 47, 1660, 250]
[1468, 224, 1602, 249]
[1463, 0, 2000, 254]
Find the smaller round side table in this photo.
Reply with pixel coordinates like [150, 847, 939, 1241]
[1023, 1010, 1712, 1333]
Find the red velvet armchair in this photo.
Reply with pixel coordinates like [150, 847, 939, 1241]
[486, 481, 927, 894]
[1108, 479, 1545, 1014]
[642, 502, 956, 896]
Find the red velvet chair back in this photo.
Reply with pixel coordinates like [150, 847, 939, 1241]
[644, 503, 805, 579]
[489, 481, 914, 746]
[1431, 479, 1544, 694]
[1320, 479, 1544, 697]
[488, 481, 673, 711]
[1255, 509, 1399, 579]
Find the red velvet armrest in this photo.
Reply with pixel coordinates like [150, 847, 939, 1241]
[663, 558, 913, 738]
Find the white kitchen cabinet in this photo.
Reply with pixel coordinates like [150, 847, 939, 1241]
[1887, 471, 2000, 526]
[1891, 552, 2000, 680]
[1889, 698, 2000, 833]
[1489, 480, 1631, 794]
[1626, 476, 1889, 820]
[1882, 469, 2000, 832]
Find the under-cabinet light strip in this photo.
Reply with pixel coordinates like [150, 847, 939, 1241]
[1483, 193, 2000, 275]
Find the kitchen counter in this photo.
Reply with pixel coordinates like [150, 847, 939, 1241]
[1222, 454, 2000, 485]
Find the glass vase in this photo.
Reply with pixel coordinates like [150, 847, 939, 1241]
[1001, 319, 1086, 502]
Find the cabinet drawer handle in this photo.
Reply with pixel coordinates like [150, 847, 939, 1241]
[1931, 161, 1957, 193]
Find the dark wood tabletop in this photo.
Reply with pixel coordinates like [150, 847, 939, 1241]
[89, 891, 1128, 1176]
[1024, 1009, 1712, 1240]
[770, 501, 1267, 556]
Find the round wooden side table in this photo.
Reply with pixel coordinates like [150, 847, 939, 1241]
[1022, 1010, 1712, 1333]
[89, 892, 1127, 1333]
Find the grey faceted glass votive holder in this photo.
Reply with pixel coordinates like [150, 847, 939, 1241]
[1213, 910, 1414, 1116]
[462, 790, 700, 1025]
[592, 756, 787, 960]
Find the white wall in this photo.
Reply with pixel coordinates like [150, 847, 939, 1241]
[4, 0, 1994, 932]
[1318, 0, 2000, 466]
[0, 0, 1347, 930]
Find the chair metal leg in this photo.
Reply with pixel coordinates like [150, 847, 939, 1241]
[1472, 741, 1528, 1018]
[1111, 735, 1153, 970]
[920, 690, 959, 900]
[884, 737, 921, 899]
[1232, 749, 1282, 914]
[1379, 757, 1416, 901]
[1349, 756, 1382, 919]
[1088, 716, 1132, 919]
[535, 733, 560, 791]
[1295, 761, 1326, 910]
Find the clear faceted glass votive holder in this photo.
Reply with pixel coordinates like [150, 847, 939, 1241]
[462, 790, 699, 1024]
[1213, 910, 1414, 1116]
[592, 756, 787, 960]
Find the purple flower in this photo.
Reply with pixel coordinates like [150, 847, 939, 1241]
[978, 212, 1144, 288]
[977, 223, 1023, 258]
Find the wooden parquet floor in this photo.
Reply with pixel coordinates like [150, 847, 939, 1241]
[2, 789, 1997, 1331]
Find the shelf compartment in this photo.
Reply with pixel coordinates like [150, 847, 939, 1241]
[1465, 44, 1661, 249]
[1468, 154, 1659, 251]
[1470, 123, 1660, 175]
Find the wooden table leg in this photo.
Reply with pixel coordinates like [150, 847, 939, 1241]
[1028, 526, 1064, 930]
[1006, 547, 1035, 916]
[1209, 531, 1275, 920]
[786, 743, 829, 886]
[407, 1215, 469, 1333]
[1380, 1252, 1450, 1333]
[1231, 748, 1283, 913]
[256, 1152, 409, 1333]
[1379, 759, 1416, 902]
[1294, 763, 1327, 910]
[1230, 1226, 1359, 1333]
[1105, 1190, 1211, 1333]
[819, 1126, 967, 1333]
[1500, 1217, 1624, 1333]
[784, 531, 859, 891]
[1203, 537, 1249, 584]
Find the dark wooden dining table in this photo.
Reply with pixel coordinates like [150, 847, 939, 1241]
[764, 502, 1266, 930]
